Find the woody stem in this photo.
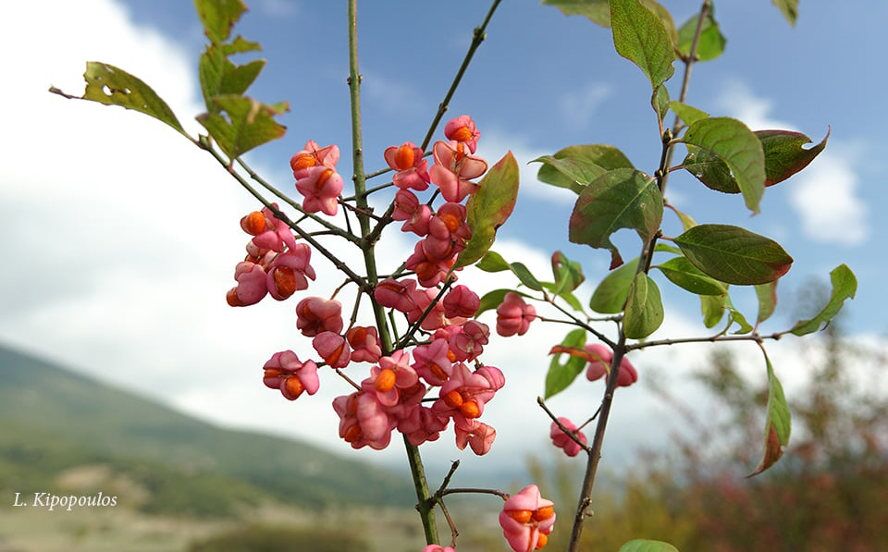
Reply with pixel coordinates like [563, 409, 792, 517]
[346, 0, 438, 544]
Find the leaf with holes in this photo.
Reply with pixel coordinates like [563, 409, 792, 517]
[197, 95, 287, 159]
[758, 129, 829, 185]
[534, 144, 634, 193]
[623, 273, 664, 339]
[456, 152, 520, 268]
[749, 349, 791, 476]
[682, 117, 765, 213]
[569, 169, 663, 270]
[684, 129, 828, 195]
[790, 264, 857, 336]
[545, 328, 588, 398]
[52, 62, 187, 137]
[609, 0, 676, 88]
[674, 224, 793, 285]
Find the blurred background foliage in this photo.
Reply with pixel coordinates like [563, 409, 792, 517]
[531, 313, 887, 552]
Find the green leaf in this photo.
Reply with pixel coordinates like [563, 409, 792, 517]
[623, 273, 664, 339]
[609, 0, 676, 88]
[551, 251, 586, 294]
[700, 294, 726, 328]
[682, 117, 766, 214]
[654, 243, 682, 255]
[476, 251, 511, 273]
[534, 144, 634, 193]
[510, 262, 544, 291]
[772, 0, 799, 25]
[545, 329, 588, 398]
[669, 101, 708, 126]
[683, 129, 827, 196]
[199, 46, 266, 110]
[194, 0, 248, 44]
[569, 168, 663, 270]
[590, 258, 639, 314]
[651, 85, 670, 122]
[542, 0, 610, 26]
[724, 295, 754, 334]
[541, 282, 586, 312]
[197, 95, 287, 159]
[754, 281, 779, 325]
[749, 349, 791, 477]
[656, 256, 727, 296]
[790, 264, 857, 336]
[674, 224, 793, 285]
[666, 202, 697, 231]
[222, 35, 261, 55]
[56, 62, 187, 137]
[476, 289, 531, 316]
[678, 8, 726, 62]
[619, 540, 680, 552]
[456, 152, 520, 268]
[758, 129, 829, 186]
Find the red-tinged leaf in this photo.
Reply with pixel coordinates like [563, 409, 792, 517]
[758, 128, 829, 186]
[456, 152, 520, 268]
[749, 350, 791, 477]
[674, 224, 793, 285]
[548, 345, 607, 364]
[569, 168, 662, 270]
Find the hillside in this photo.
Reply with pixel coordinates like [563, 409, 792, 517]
[0, 344, 412, 516]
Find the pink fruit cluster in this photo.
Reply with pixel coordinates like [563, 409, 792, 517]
[226, 205, 316, 307]
[334, 115, 503, 454]
[227, 116, 506, 456]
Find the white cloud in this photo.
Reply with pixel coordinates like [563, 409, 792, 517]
[362, 69, 423, 114]
[789, 148, 868, 245]
[559, 82, 613, 129]
[259, 0, 299, 17]
[718, 80, 795, 131]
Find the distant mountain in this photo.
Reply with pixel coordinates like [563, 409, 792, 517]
[0, 344, 412, 517]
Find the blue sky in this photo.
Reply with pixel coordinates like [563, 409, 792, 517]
[2, 0, 885, 479]
[123, 0, 886, 333]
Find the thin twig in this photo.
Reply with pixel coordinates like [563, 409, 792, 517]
[200, 140, 368, 290]
[627, 331, 784, 351]
[537, 397, 591, 453]
[440, 488, 509, 500]
[395, 279, 454, 350]
[235, 158, 361, 245]
[364, 0, 503, 244]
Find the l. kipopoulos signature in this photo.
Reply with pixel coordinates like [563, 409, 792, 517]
[12, 491, 118, 512]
